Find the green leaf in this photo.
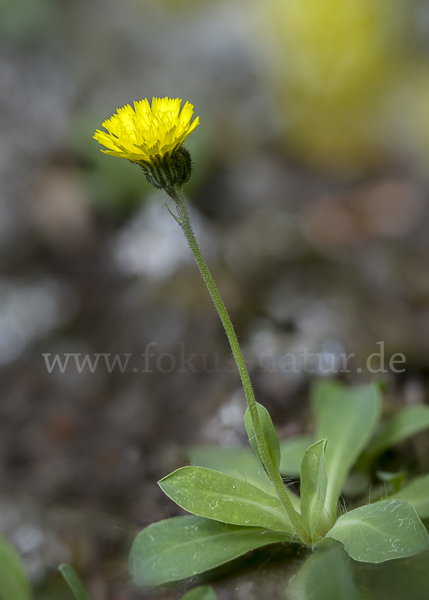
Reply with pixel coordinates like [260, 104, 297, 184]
[58, 565, 91, 600]
[362, 405, 429, 463]
[300, 439, 328, 541]
[286, 542, 375, 600]
[187, 446, 273, 494]
[181, 586, 217, 600]
[0, 536, 32, 600]
[279, 435, 314, 476]
[158, 466, 294, 534]
[386, 474, 429, 519]
[326, 499, 429, 563]
[129, 516, 289, 587]
[312, 382, 382, 526]
[245, 403, 281, 472]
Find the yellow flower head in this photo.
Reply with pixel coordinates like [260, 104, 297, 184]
[93, 97, 199, 165]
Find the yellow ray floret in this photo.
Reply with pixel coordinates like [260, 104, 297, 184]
[93, 97, 199, 164]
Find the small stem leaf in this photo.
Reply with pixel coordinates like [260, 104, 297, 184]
[129, 516, 289, 587]
[311, 382, 382, 527]
[165, 203, 182, 224]
[279, 435, 314, 476]
[181, 586, 217, 600]
[300, 439, 328, 541]
[326, 499, 429, 563]
[158, 466, 294, 534]
[362, 405, 429, 464]
[245, 403, 281, 472]
[286, 542, 375, 600]
[58, 565, 91, 600]
[0, 536, 32, 600]
[386, 474, 429, 519]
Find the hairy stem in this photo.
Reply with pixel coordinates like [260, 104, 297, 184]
[168, 186, 309, 544]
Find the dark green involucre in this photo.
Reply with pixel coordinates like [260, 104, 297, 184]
[139, 146, 192, 192]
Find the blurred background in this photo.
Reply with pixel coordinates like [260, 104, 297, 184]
[1, 0, 429, 598]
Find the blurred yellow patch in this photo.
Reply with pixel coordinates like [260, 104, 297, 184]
[258, 0, 407, 171]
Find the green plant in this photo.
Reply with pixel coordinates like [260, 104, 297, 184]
[0, 95, 427, 600]
[129, 380, 429, 587]
[91, 97, 429, 595]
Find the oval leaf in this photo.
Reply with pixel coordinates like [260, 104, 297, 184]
[387, 474, 429, 519]
[279, 435, 314, 476]
[181, 586, 217, 600]
[0, 536, 32, 600]
[300, 439, 328, 541]
[129, 516, 289, 587]
[58, 565, 91, 600]
[245, 403, 280, 472]
[326, 499, 429, 563]
[159, 466, 294, 534]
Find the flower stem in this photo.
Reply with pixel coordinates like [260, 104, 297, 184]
[168, 186, 309, 545]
